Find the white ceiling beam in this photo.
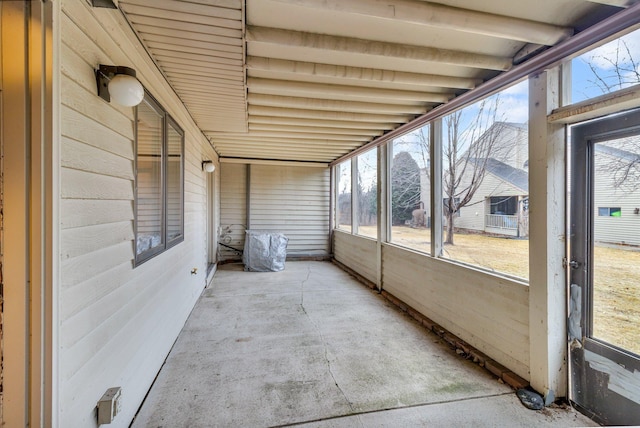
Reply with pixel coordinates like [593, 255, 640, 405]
[247, 106, 412, 123]
[248, 123, 384, 136]
[208, 131, 370, 141]
[248, 116, 396, 129]
[219, 158, 329, 168]
[246, 26, 512, 71]
[247, 94, 427, 115]
[266, 0, 573, 45]
[246, 57, 481, 89]
[585, 0, 636, 7]
[247, 78, 451, 103]
[211, 136, 363, 147]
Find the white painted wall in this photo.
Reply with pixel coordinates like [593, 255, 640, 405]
[334, 233, 530, 380]
[58, 1, 217, 426]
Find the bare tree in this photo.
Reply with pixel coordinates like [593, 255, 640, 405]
[443, 95, 506, 245]
[585, 38, 640, 189]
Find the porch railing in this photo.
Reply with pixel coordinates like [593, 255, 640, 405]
[485, 214, 518, 230]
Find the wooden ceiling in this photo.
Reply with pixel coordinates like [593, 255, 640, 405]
[118, 0, 631, 163]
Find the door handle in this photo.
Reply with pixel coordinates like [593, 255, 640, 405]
[563, 257, 581, 269]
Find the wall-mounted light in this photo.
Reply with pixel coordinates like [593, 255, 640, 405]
[202, 161, 216, 173]
[634, 207, 639, 215]
[95, 65, 144, 107]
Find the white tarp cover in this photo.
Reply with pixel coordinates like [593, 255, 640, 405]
[243, 230, 288, 272]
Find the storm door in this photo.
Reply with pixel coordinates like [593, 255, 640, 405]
[569, 109, 640, 425]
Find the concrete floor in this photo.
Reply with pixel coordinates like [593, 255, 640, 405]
[132, 261, 597, 428]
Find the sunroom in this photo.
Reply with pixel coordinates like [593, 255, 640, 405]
[2, 0, 640, 426]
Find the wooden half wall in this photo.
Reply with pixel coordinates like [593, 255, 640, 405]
[333, 231, 530, 380]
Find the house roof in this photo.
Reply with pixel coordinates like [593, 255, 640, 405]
[595, 141, 640, 162]
[117, 0, 625, 163]
[471, 158, 529, 192]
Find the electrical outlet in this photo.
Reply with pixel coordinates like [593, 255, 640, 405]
[97, 387, 122, 425]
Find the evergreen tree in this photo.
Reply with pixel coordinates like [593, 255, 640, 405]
[391, 151, 421, 225]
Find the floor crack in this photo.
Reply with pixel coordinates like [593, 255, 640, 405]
[299, 266, 358, 419]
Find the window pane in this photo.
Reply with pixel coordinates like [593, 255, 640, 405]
[571, 28, 640, 104]
[592, 137, 640, 355]
[441, 81, 529, 280]
[356, 149, 377, 238]
[337, 161, 352, 232]
[391, 126, 430, 252]
[166, 120, 184, 244]
[136, 98, 164, 256]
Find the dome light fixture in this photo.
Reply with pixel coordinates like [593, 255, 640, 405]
[202, 160, 216, 173]
[95, 64, 144, 107]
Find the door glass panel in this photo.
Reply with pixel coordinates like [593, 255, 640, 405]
[592, 137, 640, 355]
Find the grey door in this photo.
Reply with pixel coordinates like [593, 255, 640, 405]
[569, 109, 640, 425]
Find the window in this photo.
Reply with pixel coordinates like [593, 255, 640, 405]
[135, 92, 184, 265]
[571, 27, 640, 104]
[490, 196, 518, 215]
[355, 149, 377, 238]
[440, 81, 529, 280]
[336, 160, 352, 232]
[390, 125, 430, 252]
[598, 207, 622, 217]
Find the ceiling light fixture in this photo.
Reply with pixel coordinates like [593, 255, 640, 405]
[95, 64, 144, 107]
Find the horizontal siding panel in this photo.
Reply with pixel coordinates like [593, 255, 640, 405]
[61, 221, 133, 260]
[61, 240, 133, 288]
[61, 75, 134, 139]
[333, 231, 377, 284]
[60, 262, 133, 321]
[61, 168, 133, 200]
[61, 137, 134, 179]
[249, 165, 330, 256]
[220, 163, 247, 259]
[61, 199, 133, 229]
[61, 105, 134, 158]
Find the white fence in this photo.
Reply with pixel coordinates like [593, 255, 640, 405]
[486, 214, 518, 230]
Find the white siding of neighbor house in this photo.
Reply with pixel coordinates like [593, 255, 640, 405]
[593, 152, 640, 246]
[333, 233, 530, 380]
[333, 231, 377, 284]
[456, 173, 525, 234]
[59, 1, 217, 426]
[250, 165, 330, 256]
[220, 163, 248, 260]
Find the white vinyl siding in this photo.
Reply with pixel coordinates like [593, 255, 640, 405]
[220, 163, 330, 260]
[333, 231, 377, 284]
[249, 165, 330, 256]
[593, 151, 640, 246]
[58, 1, 216, 426]
[220, 163, 247, 260]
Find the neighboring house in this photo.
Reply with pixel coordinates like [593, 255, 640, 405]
[456, 158, 529, 238]
[593, 143, 640, 246]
